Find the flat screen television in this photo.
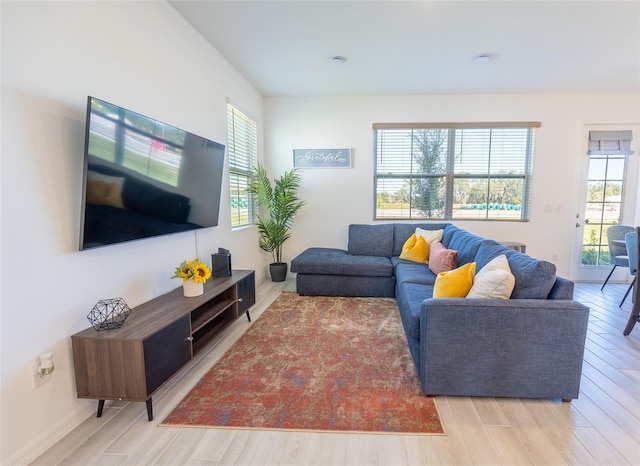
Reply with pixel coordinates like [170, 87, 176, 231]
[79, 96, 225, 250]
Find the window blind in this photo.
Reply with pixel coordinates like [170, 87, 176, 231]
[374, 122, 538, 221]
[227, 103, 257, 227]
[588, 130, 634, 156]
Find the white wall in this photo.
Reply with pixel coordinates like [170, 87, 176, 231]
[264, 94, 640, 276]
[3, 1, 640, 463]
[0, 2, 265, 463]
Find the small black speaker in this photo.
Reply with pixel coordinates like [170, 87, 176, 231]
[212, 248, 232, 277]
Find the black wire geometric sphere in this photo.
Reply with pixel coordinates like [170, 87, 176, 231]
[87, 298, 131, 331]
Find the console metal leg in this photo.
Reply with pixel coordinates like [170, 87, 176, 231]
[246, 310, 251, 322]
[146, 398, 153, 421]
[97, 399, 105, 418]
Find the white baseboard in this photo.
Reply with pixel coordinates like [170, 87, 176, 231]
[5, 404, 95, 465]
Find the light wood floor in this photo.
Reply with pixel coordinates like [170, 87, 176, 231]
[32, 279, 640, 465]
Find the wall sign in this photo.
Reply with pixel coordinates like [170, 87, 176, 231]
[293, 148, 351, 168]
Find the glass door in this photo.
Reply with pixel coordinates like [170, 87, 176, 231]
[571, 125, 639, 282]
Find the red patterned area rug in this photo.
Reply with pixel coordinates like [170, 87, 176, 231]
[160, 292, 444, 434]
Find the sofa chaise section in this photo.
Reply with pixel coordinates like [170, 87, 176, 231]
[292, 247, 395, 297]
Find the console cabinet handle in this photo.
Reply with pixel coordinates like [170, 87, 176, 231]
[186, 336, 194, 341]
[238, 298, 243, 302]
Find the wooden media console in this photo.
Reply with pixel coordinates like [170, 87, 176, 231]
[71, 270, 255, 421]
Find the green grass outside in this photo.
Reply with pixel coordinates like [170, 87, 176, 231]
[89, 134, 179, 186]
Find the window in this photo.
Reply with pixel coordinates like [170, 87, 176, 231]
[373, 122, 539, 221]
[227, 103, 257, 227]
[89, 99, 183, 187]
[581, 154, 626, 266]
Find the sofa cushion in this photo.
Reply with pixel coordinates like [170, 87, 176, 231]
[441, 224, 459, 247]
[467, 255, 515, 299]
[429, 243, 458, 274]
[473, 240, 511, 269]
[348, 224, 394, 257]
[399, 234, 429, 263]
[290, 247, 393, 277]
[395, 261, 437, 286]
[433, 262, 476, 298]
[446, 228, 485, 265]
[136, 184, 191, 223]
[396, 283, 434, 339]
[505, 250, 557, 299]
[474, 241, 557, 299]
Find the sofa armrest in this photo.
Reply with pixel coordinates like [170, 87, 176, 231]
[418, 298, 590, 399]
[547, 275, 574, 300]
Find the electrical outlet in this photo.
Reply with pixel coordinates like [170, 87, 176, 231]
[33, 361, 52, 388]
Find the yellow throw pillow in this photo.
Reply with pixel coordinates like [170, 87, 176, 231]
[399, 234, 429, 263]
[104, 182, 125, 208]
[433, 262, 476, 298]
[85, 181, 125, 209]
[86, 181, 107, 204]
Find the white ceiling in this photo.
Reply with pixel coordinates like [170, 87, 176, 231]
[170, 0, 640, 97]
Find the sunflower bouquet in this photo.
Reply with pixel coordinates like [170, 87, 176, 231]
[171, 259, 212, 284]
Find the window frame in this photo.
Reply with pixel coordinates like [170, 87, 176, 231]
[89, 102, 184, 187]
[373, 122, 540, 222]
[227, 103, 258, 228]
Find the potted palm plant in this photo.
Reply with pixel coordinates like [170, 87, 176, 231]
[248, 164, 306, 282]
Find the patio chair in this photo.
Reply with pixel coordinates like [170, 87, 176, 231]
[623, 227, 640, 336]
[601, 225, 635, 291]
[620, 230, 638, 306]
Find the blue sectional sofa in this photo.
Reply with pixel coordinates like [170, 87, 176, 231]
[291, 223, 590, 400]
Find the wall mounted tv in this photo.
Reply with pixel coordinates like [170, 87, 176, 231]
[79, 96, 225, 250]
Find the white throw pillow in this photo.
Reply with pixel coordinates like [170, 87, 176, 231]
[415, 227, 443, 248]
[466, 254, 515, 299]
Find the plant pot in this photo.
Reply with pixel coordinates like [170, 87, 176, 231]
[183, 281, 204, 297]
[269, 262, 288, 282]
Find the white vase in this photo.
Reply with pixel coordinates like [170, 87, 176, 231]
[183, 281, 204, 297]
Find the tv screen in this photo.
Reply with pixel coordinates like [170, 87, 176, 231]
[79, 96, 225, 250]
